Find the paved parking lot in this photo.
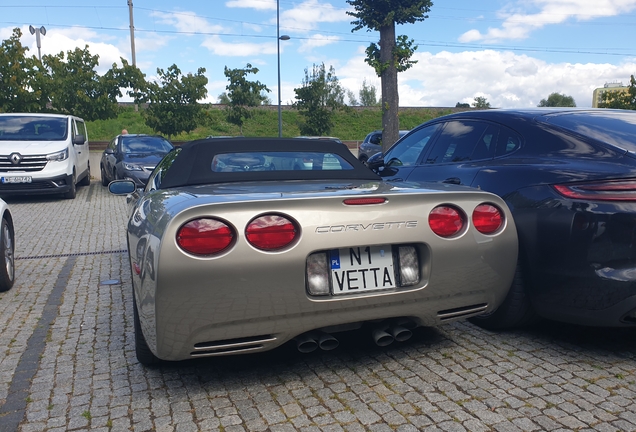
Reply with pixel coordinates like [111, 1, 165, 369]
[1, 181, 636, 432]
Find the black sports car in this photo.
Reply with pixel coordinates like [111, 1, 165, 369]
[369, 108, 636, 328]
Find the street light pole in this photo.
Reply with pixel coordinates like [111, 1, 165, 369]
[277, 0, 290, 138]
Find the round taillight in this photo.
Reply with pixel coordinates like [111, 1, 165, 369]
[246, 214, 298, 251]
[176, 218, 234, 255]
[472, 204, 503, 234]
[429, 205, 464, 237]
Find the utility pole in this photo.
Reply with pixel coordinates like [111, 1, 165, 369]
[127, 0, 136, 67]
[127, 0, 138, 111]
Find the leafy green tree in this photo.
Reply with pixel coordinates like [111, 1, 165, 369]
[359, 79, 378, 106]
[599, 76, 636, 109]
[472, 96, 491, 109]
[223, 63, 270, 135]
[139, 64, 208, 138]
[347, 89, 359, 106]
[538, 92, 576, 107]
[43, 47, 144, 121]
[293, 63, 345, 136]
[217, 92, 231, 104]
[455, 102, 470, 108]
[0, 28, 46, 113]
[347, 0, 432, 152]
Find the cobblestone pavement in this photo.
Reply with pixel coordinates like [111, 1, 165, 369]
[1, 182, 636, 432]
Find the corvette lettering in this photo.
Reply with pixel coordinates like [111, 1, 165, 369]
[316, 221, 417, 233]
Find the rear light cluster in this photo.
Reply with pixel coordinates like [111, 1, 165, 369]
[428, 203, 504, 237]
[554, 179, 636, 202]
[306, 245, 420, 296]
[176, 214, 299, 256]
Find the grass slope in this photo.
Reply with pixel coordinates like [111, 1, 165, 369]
[87, 106, 455, 142]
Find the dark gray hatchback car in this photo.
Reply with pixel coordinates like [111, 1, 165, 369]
[100, 134, 174, 187]
[358, 130, 409, 163]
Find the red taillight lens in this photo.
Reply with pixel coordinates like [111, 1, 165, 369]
[553, 180, 636, 201]
[246, 214, 298, 250]
[343, 197, 386, 205]
[176, 218, 234, 255]
[472, 204, 503, 234]
[429, 205, 464, 237]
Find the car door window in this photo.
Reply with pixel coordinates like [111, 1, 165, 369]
[425, 121, 495, 164]
[75, 120, 87, 143]
[384, 124, 440, 167]
[495, 125, 522, 156]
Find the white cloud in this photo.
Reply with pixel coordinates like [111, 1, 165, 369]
[396, 50, 636, 108]
[459, 0, 636, 42]
[281, 0, 350, 33]
[298, 34, 340, 53]
[151, 10, 225, 35]
[202, 35, 277, 56]
[226, 0, 276, 10]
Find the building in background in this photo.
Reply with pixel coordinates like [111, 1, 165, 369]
[592, 82, 629, 107]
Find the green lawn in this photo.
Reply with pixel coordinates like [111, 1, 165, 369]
[87, 106, 456, 142]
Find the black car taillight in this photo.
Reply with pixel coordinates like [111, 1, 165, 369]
[553, 179, 636, 201]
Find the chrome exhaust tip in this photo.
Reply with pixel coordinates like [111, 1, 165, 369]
[294, 333, 319, 353]
[371, 328, 394, 347]
[318, 332, 339, 351]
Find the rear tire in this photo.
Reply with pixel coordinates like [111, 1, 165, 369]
[468, 260, 537, 330]
[0, 218, 15, 292]
[133, 292, 161, 366]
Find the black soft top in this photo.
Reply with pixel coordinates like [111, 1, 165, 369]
[160, 137, 380, 189]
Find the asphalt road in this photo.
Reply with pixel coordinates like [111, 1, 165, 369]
[1, 182, 636, 432]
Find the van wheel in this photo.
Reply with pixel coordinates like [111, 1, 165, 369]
[0, 217, 15, 292]
[79, 163, 90, 186]
[101, 165, 108, 186]
[64, 172, 77, 199]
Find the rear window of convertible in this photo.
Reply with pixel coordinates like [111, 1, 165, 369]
[211, 151, 354, 172]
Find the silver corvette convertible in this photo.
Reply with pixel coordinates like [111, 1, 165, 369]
[109, 138, 518, 365]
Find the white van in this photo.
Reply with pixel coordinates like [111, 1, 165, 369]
[0, 113, 90, 199]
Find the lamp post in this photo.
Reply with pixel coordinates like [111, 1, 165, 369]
[29, 25, 46, 62]
[277, 0, 290, 137]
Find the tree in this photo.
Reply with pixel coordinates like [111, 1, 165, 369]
[455, 102, 470, 108]
[223, 63, 270, 135]
[599, 76, 636, 110]
[472, 96, 491, 109]
[139, 64, 208, 138]
[347, 0, 432, 152]
[0, 28, 46, 113]
[42, 46, 144, 121]
[538, 92, 576, 107]
[359, 79, 378, 106]
[293, 63, 345, 136]
[217, 92, 231, 104]
[347, 89, 359, 106]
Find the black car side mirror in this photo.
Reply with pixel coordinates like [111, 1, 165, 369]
[366, 152, 384, 170]
[72, 134, 85, 145]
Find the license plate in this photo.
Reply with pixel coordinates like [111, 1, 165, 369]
[1, 176, 32, 184]
[330, 245, 395, 295]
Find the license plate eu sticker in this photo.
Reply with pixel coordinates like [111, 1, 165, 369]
[330, 245, 395, 295]
[1, 176, 32, 184]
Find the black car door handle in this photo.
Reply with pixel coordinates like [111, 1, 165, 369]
[442, 177, 461, 185]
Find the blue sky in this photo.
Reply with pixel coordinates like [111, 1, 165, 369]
[2, 0, 636, 108]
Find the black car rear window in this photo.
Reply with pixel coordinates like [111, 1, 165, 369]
[159, 138, 379, 189]
[543, 111, 636, 153]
